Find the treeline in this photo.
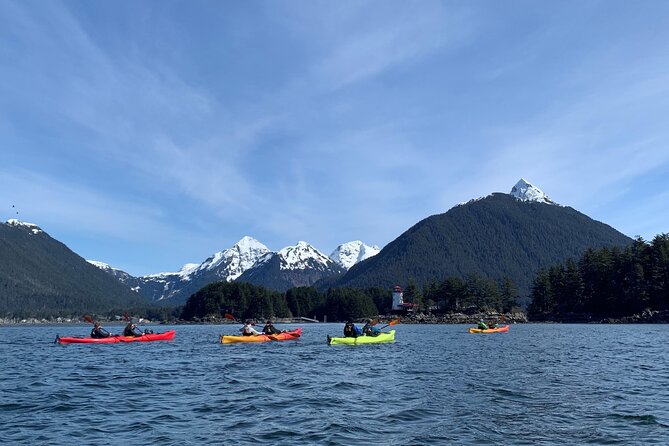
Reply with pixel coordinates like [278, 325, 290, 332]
[528, 235, 669, 320]
[180, 275, 522, 322]
[180, 281, 392, 321]
[418, 275, 520, 313]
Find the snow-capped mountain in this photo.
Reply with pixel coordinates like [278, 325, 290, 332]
[329, 241, 381, 270]
[510, 179, 555, 204]
[237, 241, 344, 291]
[90, 236, 271, 304]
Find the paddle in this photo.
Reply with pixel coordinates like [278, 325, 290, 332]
[83, 315, 114, 337]
[224, 313, 243, 323]
[378, 318, 400, 330]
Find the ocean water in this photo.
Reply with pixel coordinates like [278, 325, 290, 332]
[1, 323, 668, 445]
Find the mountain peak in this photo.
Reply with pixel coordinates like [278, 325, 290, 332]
[510, 179, 554, 204]
[278, 241, 332, 270]
[330, 241, 381, 269]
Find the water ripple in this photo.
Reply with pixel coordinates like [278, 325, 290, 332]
[1, 324, 669, 444]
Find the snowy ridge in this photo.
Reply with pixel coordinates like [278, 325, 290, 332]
[6, 219, 42, 234]
[277, 241, 334, 271]
[510, 179, 555, 204]
[329, 241, 380, 270]
[458, 194, 492, 206]
[193, 236, 270, 281]
[143, 236, 270, 282]
[87, 260, 114, 271]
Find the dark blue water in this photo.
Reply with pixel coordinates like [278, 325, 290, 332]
[1, 323, 668, 445]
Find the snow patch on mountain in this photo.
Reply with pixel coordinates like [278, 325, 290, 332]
[194, 236, 270, 280]
[510, 179, 555, 204]
[277, 241, 334, 271]
[329, 241, 381, 269]
[6, 219, 42, 234]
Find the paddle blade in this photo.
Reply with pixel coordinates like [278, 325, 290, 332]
[224, 313, 238, 322]
[370, 319, 379, 326]
[388, 318, 400, 326]
[83, 315, 94, 324]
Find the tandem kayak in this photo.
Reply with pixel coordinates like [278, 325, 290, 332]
[468, 325, 510, 334]
[220, 328, 302, 344]
[56, 330, 176, 345]
[327, 330, 395, 345]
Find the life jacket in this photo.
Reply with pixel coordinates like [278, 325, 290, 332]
[91, 327, 108, 338]
[263, 325, 280, 335]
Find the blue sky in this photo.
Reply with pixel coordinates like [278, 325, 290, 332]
[1, 1, 668, 276]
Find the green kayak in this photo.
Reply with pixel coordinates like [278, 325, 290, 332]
[327, 330, 395, 345]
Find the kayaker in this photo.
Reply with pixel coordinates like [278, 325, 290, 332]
[123, 322, 144, 337]
[90, 322, 112, 338]
[343, 320, 362, 338]
[262, 320, 281, 335]
[477, 319, 489, 330]
[362, 319, 381, 337]
[241, 320, 262, 336]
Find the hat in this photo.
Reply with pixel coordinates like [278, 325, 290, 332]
[266, 320, 272, 324]
[246, 319, 252, 324]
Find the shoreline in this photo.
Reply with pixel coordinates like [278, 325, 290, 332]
[3, 309, 669, 325]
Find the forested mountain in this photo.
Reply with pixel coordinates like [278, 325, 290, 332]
[333, 190, 633, 298]
[0, 220, 147, 317]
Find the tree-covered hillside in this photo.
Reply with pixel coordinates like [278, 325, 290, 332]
[528, 234, 669, 320]
[334, 193, 632, 299]
[0, 222, 148, 318]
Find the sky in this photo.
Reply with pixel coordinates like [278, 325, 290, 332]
[1, 1, 668, 276]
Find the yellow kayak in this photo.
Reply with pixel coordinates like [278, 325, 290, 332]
[327, 330, 395, 345]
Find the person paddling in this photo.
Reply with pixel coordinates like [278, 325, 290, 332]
[477, 319, 489, 330]
[241, 320, 262, 336]
[90, 322, 112, 338]
[123, 322, 143, 337]
[343, 320, 362, 338]
[262, 320, 281, 335]
[362, 319, 381, 337]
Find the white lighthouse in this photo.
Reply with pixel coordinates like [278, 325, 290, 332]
[392, 285, 404, 311]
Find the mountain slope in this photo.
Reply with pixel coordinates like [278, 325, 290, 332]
[334, 189, 632, 297]
[329, 241, 380, 270]
[237, 241, 344, 291]
[0, 220, 147, 317]
[92, 236, 271, 306]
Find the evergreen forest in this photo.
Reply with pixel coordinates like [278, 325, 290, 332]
[528, 234, 669, 320]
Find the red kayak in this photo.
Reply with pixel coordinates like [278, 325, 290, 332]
[56, 330, 176, 345]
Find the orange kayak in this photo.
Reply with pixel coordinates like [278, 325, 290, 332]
[468, 325, 510, 334]
[220, 328, 302, 344]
